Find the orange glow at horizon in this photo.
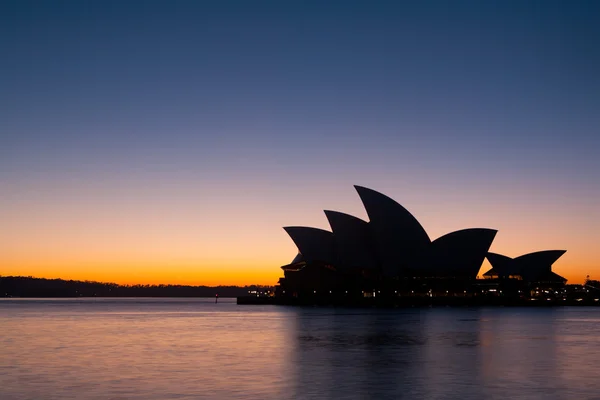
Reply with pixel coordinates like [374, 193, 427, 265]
[0, 258, 591, 286]
[2, 0, 600, 291]
[1, 179, 597, 286]
[1, 242, 594, 287]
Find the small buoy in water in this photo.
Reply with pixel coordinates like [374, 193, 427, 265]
[215, 293, 218, 303]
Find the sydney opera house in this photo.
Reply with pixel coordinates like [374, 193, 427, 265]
[275, 186, 566, 302]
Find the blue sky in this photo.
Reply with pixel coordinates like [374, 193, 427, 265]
[1, 0, 599, 283]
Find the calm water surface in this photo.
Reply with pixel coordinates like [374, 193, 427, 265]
[1, 299, 600, 399]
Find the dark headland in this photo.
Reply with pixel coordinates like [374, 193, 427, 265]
[0, 276, 272, 298]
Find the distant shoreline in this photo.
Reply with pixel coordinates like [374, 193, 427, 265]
[0, 276, 273, 298]
[0, 296, 240, 299]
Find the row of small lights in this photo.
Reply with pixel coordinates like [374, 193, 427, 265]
[281, 289, 581, 294]
[248, 290, 271, 297]
[284, 289, 472, 294]
[279, 288, 598, 299]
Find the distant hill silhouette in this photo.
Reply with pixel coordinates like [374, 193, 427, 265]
[0, 276, 272, 298]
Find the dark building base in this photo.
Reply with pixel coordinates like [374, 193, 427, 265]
[237, 295, 600, 307]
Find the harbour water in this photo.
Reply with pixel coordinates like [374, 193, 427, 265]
[2, 298, 600, 399]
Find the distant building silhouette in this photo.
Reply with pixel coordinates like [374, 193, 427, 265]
[483, 251, 566, 283]
[276, 185, 566, 301]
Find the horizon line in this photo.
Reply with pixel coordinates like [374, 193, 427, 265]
[0, 275, 275, 288]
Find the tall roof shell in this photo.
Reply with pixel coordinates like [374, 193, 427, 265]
[283, 227, 335, 265]
[354, 185, 430, 276]
[427, 228, 497, 278]
[324, 210, 378, 271]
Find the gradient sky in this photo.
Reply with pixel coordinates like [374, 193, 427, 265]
[1, 0, 599, 285]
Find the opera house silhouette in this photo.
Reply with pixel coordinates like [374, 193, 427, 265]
[275, 186, 566, 303]
[483, 251, 566, 282]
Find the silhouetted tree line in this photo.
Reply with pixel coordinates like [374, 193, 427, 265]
[585, 279, 600, 291]
[0, 276, 272, 298]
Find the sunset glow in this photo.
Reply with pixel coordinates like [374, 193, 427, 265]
[1, 2, 598, 285]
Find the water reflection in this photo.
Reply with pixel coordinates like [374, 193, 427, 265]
[291, 310, 425, 399]
[290, 309, 488, 399]
[2, 300, 600, 399]
[478, 309, 565, 399]
[420, 309, 484, 399]
[287, 307, 600, 400]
